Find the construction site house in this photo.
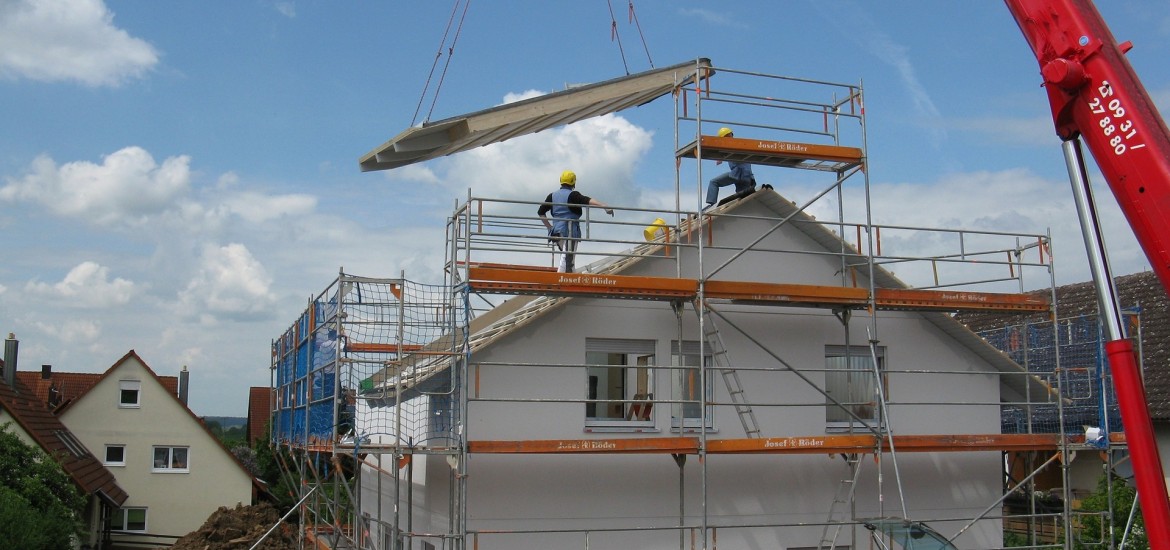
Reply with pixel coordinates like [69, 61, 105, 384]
[269, 59, 1127, 550]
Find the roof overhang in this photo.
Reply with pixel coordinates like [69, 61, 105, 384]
[359, 58, 712, 172]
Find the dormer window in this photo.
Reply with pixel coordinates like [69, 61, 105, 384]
[119, 380, 141, 408]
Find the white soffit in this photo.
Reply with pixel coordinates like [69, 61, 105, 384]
[359, 58, 712, 172]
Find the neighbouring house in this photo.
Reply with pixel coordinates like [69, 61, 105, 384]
[20, 350, 257, 548]
[957, 269, 1170, 497]
[247, 386, 272, 446]
[1, 334, 129, 549]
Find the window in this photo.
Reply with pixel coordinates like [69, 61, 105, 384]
[825, 345, 885, 431]
[585, 339, 655, 428]
[108, 507, 147, 532]
[119, 380, 141, 408]
[671, 341, 713, 429]
[105, 445, 126, 466]
[152, 446, 189, 472]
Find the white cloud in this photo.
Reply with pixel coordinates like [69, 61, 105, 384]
[25, 261, 135, 307]
[0, 0, 158, 87]
[0, 146, 191, 226]
[34, 318, 101, 344]
[274, 1, 295, 18]
[226, 191, 317, 224]
[678, 8, 747, 29]
[177, 243, 277, 322]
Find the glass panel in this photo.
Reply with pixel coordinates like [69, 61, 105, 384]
[826, 347, 882, 426]
[153, 447, 169, 468]
[120, 389, 138, 405]
[585, 350, 654, 423]
[126, 508, 147, 531]
[106, 446, 124, 463]
[864, 519, 957, 550]
[172, 447, 189, 469]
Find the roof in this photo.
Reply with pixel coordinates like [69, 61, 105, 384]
[0, 374, 128, 506]
[957, 270, 1170, 419]
[359, 58, 711, 172]
[16, 368, 178, 413]
[91, 351, 260, 491]
[368, 188, 1043, 402]
[247, 386, 271, 445]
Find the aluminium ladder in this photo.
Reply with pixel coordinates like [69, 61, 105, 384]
[690, 299, 761, 438]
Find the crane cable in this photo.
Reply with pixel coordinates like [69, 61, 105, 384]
[606, 1, 655, 75]
[606, 0, 630, 75]
[411, 0, 473, 126]
[628, 1, 653, 68]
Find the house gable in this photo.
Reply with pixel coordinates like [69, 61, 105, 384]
[58, 351, 255, 540]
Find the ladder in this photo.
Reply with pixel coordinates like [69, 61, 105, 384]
[818, 453, 864, 550]
[691, 299, 761, 438]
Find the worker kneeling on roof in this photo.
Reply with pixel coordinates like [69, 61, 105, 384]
[538, 170, 614, 273]
[705, 127, 756, 209]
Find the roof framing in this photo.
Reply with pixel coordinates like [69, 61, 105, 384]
[359, 58, 711, 172]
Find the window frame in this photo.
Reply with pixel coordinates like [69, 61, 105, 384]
[671, 340, 714, 431]
[825, 344, 886, 432]
[584, 338, 656, 430]
[118, 380, 141, 408]
[104, 444, 126, 466]
[151, 445, 190, 473]
[108, 507, 148, 532]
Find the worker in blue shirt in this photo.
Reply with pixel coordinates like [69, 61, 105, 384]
[705, 127, 756, 209]
[538, 170, 614, 273]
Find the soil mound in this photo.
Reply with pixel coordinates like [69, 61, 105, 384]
[166, 502, 298, 550]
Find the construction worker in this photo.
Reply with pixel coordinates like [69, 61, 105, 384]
[705, 126, 756, 209]
[538, 170, 614, 273]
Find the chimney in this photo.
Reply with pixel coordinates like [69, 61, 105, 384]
[41, 364, 52, 380]
[3, 333, 17, 388]
[179, 365, 189, 405]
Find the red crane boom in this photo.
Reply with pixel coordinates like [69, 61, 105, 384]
[1005, 1, 1170, 546]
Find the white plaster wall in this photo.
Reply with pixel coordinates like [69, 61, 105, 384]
[60, 357, 253, 541]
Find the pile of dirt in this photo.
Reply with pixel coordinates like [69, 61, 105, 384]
[166, 502, 299, 550]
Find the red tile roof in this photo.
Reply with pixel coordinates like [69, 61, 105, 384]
[247, 386, 272, 445]
[16, 369, 179, 413]
[0, 375, 128, 506]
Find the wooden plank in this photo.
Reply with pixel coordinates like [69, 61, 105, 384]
[470, 433, 1074, 456]
[705, 280, 870, 306]
[467, 267, 698, 299]
[469, 437, 699, 454]
[874, 288, 1050, 312]
[677, 135, 864, 169]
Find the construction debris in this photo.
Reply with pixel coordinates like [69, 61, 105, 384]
[165, 502, 298, 550]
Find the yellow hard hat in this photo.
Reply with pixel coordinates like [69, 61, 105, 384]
[717, 127, 733, 138]
[560, 170, 577, 186]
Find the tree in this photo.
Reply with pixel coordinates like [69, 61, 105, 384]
[0, 425, 85, 549]
[1075, 473, 1147, 550]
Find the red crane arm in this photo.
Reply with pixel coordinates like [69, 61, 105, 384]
[1005, 2, 1170, 546]
[1005, 0, 1170, 294]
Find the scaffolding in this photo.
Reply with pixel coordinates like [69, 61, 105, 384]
[273, 60, 1133, 549]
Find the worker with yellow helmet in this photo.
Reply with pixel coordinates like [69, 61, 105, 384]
[538, 170, 614, 273]
[706, 127, 756, 209]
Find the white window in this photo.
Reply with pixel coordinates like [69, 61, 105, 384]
[104, 445, 126, 466]
[671, 341, 713, 430]
[585, 338, 655, 428]
[152, 446, 189, 472]
[825, 345, 885, 431]
[119, 380, 141, 408]
[108, 507, 147, 532]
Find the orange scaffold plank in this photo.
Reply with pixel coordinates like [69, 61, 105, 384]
[469, 437, 699, 454]
[677, 135, 864, 171]
[467, 266, 697, 299]
[874, 288, 1049, 312]
[467, 267, 1048, 313]
[469, 433, 1080, 455]
[704, 280, 870, 307]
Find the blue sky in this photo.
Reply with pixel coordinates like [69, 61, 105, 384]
[1, 0, 1168, 416]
